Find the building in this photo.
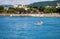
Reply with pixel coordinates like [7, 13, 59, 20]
[45, 6, 53, 8]
[13, 5, 18, 8]
[13, 5, 29, 10]
[56, 3, 60, 8]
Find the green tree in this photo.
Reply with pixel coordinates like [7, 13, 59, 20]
[19, 8, 26, 14]
[26, 8, 31, 13]
[52, 7, 57, 13]
[26, 8, 33, 13]
[16, 8, 26, 14]
[7, 7, 16, 13]
[44, 8, 50, 13]
[38, 6, 45, 12]
[0, 6, 4, 13]
[44, 7, 57, 13]
[57, 8, 60, 13]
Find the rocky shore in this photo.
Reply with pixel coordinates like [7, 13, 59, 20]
[0, 13, 60, 17]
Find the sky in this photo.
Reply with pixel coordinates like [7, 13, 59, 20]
[0, 0, 55, 5]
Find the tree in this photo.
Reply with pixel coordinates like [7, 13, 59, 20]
[38, 6, 45, 12]
[16, 8, 26, 14]
[0, 6, 4, 13]
[52, 7, 57, 13]
[7, 7, 16, 13]
[26, 8, 31, 13]
[43, 7, 57, 13]
[44, 8, 50, 13]
[26, 8, 32, 13]
[57, 8, 60, 13]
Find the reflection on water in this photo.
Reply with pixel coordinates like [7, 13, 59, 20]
[0, 16, 60, 39]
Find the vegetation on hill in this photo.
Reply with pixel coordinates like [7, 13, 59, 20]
[0, 5, 60, 14]
[29, 1, 57, 7]
[0, 6, 4, 13]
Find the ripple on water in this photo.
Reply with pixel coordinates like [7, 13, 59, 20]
[0, 17, 60, 39]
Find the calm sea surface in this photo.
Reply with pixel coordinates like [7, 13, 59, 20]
[0, 16, 60, 39]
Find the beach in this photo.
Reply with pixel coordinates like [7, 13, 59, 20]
[0, 13, 60, 17]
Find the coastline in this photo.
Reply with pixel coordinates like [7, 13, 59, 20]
[0, 13, 60, 17]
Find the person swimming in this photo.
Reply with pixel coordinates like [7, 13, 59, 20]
[34, 20, 43, 26]
[40, 20, 43, 26]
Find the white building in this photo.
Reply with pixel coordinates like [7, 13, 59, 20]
[56, 3, 60, 8]
[13, 5, 18, 8]
[13, 5, 29, 10]
[45, 6, 53, 8]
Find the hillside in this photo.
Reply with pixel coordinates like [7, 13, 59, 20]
[29, 1, 58, 7]
[1, 4, 13, 7]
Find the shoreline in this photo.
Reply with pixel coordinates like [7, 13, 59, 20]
[0, 13, 60, 17]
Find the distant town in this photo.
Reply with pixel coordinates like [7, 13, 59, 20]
[0, 2, 60, 15]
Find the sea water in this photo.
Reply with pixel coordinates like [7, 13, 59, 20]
[0, 16, 60, 39]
